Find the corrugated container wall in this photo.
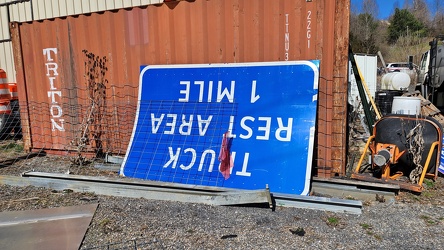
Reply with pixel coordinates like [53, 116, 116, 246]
[0, 0, 162, 83]
[11, 0, 350, 178]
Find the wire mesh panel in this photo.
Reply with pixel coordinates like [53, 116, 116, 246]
[0, 83, 138, 169]
[122, 100, 237, 186]
[23, 84, 138, 156]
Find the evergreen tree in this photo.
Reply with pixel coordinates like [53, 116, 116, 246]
[387, 8, 426, 44]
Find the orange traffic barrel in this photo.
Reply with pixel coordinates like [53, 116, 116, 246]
[0, 69, 12, 115]
[8, 83, 18, 100]
[0, 69, 12, 100]
[0, 100, 11, 114]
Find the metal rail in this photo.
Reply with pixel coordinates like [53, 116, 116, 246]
[0, 172, 363, 214]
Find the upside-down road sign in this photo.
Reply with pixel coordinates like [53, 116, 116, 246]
[121, 61, 319, 195]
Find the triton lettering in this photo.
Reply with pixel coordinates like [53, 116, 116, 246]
[43, 48, 65, 131]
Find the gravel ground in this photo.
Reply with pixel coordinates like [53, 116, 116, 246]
[2, 152, 444, 249]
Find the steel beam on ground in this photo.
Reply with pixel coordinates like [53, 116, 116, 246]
[0, 172, 362, 213]
[312, 176, 400, 191]
[3, 172, 272, 206]
[273, 193, 362, 214]
[311, 182, 396, 203]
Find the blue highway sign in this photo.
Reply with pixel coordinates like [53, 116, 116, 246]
[121, 61, 319, 195]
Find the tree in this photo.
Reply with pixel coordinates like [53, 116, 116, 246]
[431, 0, 444, 35]
[411, 0, 431, 26]
[363, 0, 378, 19]
[432, 12, 444, 36]
[393, 1, 401, 13]
[432, 0, 443, 15]
[349, 13, 379, 54]
[349, 0, 379, 54]
[402, 0, 410, 9]
[387, 8, 426, 44]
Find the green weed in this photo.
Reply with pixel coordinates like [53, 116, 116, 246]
[420, 215, 438, 225]
[423, 179, 435, 189]
[0, 142, 23, 152]
[326, 216, 340, 227]
[360, 223, 373, 230]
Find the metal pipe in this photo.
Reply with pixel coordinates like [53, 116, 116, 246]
[418, 141, 440, 187]
[374, 148, 391, 167]
[354, 135, 375, 173]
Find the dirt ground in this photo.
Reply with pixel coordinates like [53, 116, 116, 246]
[2, 138, 444, 205]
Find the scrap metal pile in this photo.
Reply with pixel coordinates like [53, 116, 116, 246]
[350, 41, 444, 193]
[351, 111, 442, 193]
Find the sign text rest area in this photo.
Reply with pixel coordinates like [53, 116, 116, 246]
[121, 61, 319, 195]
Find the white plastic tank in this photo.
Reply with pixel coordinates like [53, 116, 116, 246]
[381, 72, 411, 90]
[391, 96, 421, 115]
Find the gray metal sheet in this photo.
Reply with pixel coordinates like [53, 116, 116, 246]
[0, 203, 98, 250]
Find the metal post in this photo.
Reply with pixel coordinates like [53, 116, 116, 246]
[349, 45, 375, 135]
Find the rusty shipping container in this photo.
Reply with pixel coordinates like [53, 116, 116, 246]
[11, 0, 350, 177]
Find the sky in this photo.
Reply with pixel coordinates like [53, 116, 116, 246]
[351, 0, 437, 20]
